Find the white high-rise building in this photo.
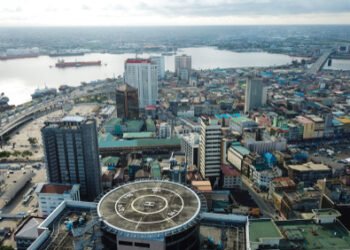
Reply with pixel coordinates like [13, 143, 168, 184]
[124, 59, 158, 108]
[150, 56, 165, 79]
[175, 55, 192, 82]
[181, 133, 199, 167]
[198, 116, 222, 179]
[159, 122, 171, 139]
[244, 78, 264, 113]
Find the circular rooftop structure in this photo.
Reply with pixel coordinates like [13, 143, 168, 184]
[97, 180, 201, 236]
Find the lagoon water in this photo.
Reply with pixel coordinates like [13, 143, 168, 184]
[0, 47, 302, 105]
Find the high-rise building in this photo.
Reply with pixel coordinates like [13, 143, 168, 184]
[244, 78, 265, 113]
[124, 58, 158, 108]
[159, 122, 171, 139]
[41, 116, 102, 201]
[198, 116, 222, 179]
[175, 54, 192, 82]
[181, 133, 199, 167]
[115, 83, 139, 119]
[150, 56, 165, 79]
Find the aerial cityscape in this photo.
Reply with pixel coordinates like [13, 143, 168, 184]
[1, 1, 350, 250]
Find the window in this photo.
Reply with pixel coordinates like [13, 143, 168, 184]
[119, 241, 132, 246]
[135, 242, 150, 248]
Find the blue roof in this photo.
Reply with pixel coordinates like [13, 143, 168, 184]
[215, 113, 242, 119]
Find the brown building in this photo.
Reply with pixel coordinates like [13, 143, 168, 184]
[116, 83, 139, 119]
[280, 187, 322, 219]
[287, 162, 332, 187]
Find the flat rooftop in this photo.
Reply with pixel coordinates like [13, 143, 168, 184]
[38, 183, 73, 194]
[98, 181, 201, 233]
[288, 162, 330, 172]
[249, 219, 283, 243]
[276, 220, 350, 250]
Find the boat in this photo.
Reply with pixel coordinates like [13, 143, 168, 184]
[49, 52, 85, 57]
[0, 93, 9, 106]
[31, 87, 57, 99]
[0, 93, 14, 111]
[55, 59, 102, 68]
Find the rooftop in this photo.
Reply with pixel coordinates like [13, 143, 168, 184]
[15, 217, 44, 239]
[99, 133, 181, 149]
[249, 219, 283, 243]
[40, 184, 72, 194]
[61, 116, 86, 123]
[288, 162, 330, 172]
[123, 132, 155, 139]
[230, 144, 250, 156]
[221, 164, 240, 177]
[98, 181, 201, 234]
[276, 219, 350, 250]
[126, 58, 151, 64]
[271, 177, 296, 188]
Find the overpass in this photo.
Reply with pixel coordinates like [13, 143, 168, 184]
[0, 81, 117, 141]
[307, 50, 334, 75]
[0, 101, 63, 140]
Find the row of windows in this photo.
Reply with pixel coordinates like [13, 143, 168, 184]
[119, 241, 150, 248]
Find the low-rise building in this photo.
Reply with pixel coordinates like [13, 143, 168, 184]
[220, 164, 241, 189]
[280, 187, 322, 219]
[35, 183, 80, 217]
[15, 217, 44, 250]
[287, 162, 332, 187]
[227, 143, 250, 171]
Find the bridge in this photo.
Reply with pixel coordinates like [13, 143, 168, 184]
[0, 83, 116, 141]
[307, 50, 334, 75]
[0, 100, 63, 140]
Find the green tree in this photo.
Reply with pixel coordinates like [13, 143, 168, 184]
[28, 137, 38, 146]
[0, 246, 15, 250]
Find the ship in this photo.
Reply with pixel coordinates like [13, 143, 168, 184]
[31, 87, 57, 99]
[49, 52, 85, 57]
[0, 93, 9, 106]
[0, 93, 14, 111]
[55, 59, 101, 68]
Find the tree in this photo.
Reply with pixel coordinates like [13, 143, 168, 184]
[0, 246, 15, 250]
[28, 137, 38, 147]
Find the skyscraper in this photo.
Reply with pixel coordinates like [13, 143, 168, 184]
[150, 56, 165, 79]
[198, 116, 222, 180]
[116, 83, 139, 119]
[124, 58, 158, 108]
[41, 116, 102, 201]
[244, 77, 264, 113]
[175, 54, 192, 83]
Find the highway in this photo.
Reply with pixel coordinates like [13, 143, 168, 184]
[0, 80, 116, 139]
[307, 50, 333, 75]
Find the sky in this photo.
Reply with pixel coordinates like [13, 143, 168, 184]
[1, 0, 350, 26]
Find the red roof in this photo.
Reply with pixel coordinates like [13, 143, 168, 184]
[221, 164, 240, 177]
[40, 184, 72, 194]
[126, 58, 151, 64]
[146, 105, 157, 111]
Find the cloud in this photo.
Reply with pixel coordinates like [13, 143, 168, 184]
[137, 0, 350, 17]
[0, 0, 349, 25]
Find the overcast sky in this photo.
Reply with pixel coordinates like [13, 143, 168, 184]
[1, 0, 350, 26]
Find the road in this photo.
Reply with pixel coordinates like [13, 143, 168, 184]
[241, 176, 277, 218]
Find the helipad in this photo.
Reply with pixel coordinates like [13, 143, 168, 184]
[97, 180, 201, 234]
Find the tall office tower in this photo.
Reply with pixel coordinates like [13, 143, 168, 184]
[175, 54, 192, 82]
[150, 56, 165, 79]
[198, 116, 222, 180]
[159, 122, 171, 139]
[244, 77, 264, 113]
[41, 116, 102, 201]
[116, 83, 139, 119]
[124, 59, 158, 108]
